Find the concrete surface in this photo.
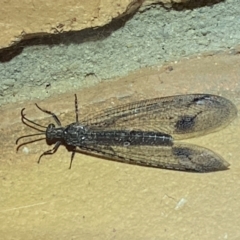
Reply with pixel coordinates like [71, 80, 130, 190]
[0, 54, 240, 239]
[1, 0, 240, 105]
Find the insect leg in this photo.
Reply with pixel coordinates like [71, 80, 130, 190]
[69, 149, 76, 169]
[35, 103, 62, 126]
[74, 94, 79, 123]
[38, 141, 62, 164]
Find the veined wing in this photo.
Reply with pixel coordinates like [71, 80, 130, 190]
[78, 142, 229, 172]
[82, 94, 237, 140]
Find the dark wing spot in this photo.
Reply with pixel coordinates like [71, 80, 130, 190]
[175, 115, 196, 133]
[192, 95, 210, 102]
[172, 147, 197, 170]
[172, 147, 193, 159]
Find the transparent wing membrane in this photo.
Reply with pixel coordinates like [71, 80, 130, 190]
[83, 94, 237, 140]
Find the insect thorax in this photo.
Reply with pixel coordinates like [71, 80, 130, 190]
[45, 122, 87, 146]
[62, 123, 89, 146]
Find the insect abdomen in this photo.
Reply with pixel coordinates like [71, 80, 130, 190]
[87, 130, 173, 146]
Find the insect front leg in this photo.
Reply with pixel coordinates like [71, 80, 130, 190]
[38, 141, 62, 164]
[35, 103, 62, 126]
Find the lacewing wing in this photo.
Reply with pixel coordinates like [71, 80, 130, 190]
[83, 94, 237, 140]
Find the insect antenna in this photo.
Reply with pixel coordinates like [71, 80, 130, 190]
[16, 137, 46, 152]
[21, 108, 46, 132]
[16, 132, 46, 144]
[16, 108, 47, 150]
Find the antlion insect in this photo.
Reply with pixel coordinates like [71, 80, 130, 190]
[16, 94, 237, 172]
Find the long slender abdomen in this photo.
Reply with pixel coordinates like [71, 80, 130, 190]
[87, 130, 173, 146]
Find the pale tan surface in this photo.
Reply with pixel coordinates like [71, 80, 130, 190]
[0, 0, 141, 48]
[0, 0, 188, 49]
[1, 54, 240, 239]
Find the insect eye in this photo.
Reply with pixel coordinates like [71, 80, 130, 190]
[48, 123, 55, 129]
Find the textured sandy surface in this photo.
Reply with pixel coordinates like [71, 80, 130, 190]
[0, 54, 240, 239]
[0, 0, 140, 48]
[0, 0, 189, 48]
